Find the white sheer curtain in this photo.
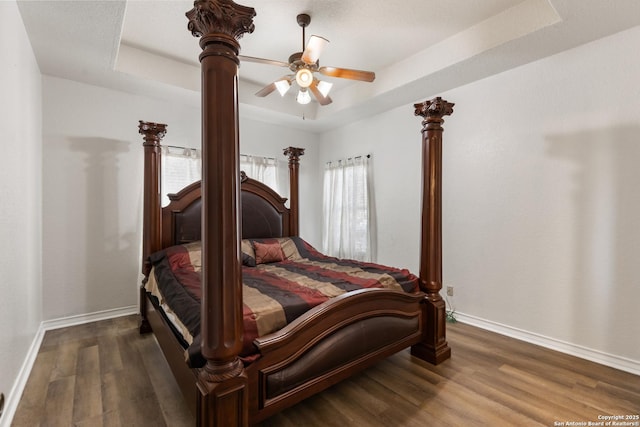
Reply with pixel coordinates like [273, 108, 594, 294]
[322, 155, 373, 261]
[161, 146, 201, 206]
[160, 149, 283, 206]
[240, 154, 282, 195]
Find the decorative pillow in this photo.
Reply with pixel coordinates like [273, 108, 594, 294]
[253, 241, 285, 264]
[278, 237, 302, 261]
[241, 239, 256, 267]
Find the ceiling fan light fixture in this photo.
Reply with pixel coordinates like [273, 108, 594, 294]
[274, 79, 291, 96]
[295, 68, 313, 88]
[242, 13, 374, 107]
[296, 89, 311, 105]
[317, 80, 333, 97]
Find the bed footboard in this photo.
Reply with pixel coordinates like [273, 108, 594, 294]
[246, 289, 425, 424]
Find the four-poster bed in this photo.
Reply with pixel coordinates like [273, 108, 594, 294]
[138, 1, 453, 425]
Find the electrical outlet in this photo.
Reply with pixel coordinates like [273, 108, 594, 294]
[446, 286, 454, 297]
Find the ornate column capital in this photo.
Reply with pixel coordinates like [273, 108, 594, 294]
[283, 147, 305, 165]
[138, 120, 167, 146]
[186, 0, 255, 40]
[414, 97, 454, 129]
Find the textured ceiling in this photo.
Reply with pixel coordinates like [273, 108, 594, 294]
[120, 0, 522, 83]
[17, 0, 640, 132]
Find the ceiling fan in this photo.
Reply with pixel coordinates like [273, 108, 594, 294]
[239, 13, 375, 106]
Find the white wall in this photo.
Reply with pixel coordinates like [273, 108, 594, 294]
[42, 76, 320, 320]
[0, 0, 42, 416]
[42, 76, 196, 320]
[319, 26, 640, 366]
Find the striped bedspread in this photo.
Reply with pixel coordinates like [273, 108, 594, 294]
[146, 236, 418, 367]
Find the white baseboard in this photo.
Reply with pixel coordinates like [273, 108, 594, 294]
[0, 324, 45, 427]
[0, 306, 138, 427]
[455, 312, 640, 377]
[41, 305, 138, 331]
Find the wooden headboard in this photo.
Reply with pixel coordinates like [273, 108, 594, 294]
[138, 120, 304, 275]
[161, 172, 292, 249]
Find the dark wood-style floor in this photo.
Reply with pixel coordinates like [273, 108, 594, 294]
[13, 315, 639, 426]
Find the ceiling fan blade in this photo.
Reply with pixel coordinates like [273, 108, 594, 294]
[239, 55, 290, 68]
[301, 35, 329, 64]
[309, 79, 332, 106]
[255, 82, 278, 97]
[319, 66, 375, 82]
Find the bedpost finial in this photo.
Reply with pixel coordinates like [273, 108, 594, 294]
[414, 97, 454, 120]
[283, 147, 305, 164]
[138, 121, 167, 146]
[186, 0, 256, 40]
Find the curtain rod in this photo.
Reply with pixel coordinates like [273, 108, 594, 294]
[163, 145, 276, 161]
[163, 144, 198, 151]
[326, 154, 371, 164]
[240, 153, 277, 161]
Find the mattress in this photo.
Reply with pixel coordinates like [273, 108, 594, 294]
[146, 236, 419, 367]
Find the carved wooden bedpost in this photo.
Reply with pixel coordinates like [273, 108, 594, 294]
[411, 97, 453, 364]
[283, 147, 305, 236]
[139, 120, 167, 275]
[139, 120, 167, 334]
[186, 1, 255, 426]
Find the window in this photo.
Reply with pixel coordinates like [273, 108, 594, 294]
[239, 154, 282, 196]
[161, 147, 282, 206]
[322, 155, 373, 261]
[161, 146, 201, 206]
